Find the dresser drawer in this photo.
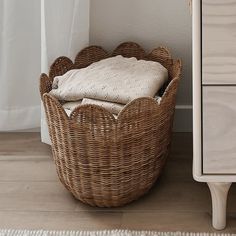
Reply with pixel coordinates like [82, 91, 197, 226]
[203, 86, 236, 174]
[202, 0, 236, 85]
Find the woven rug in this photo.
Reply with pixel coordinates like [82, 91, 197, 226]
[0, 230, 234, 236]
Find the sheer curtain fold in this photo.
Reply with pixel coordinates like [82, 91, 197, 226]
[41, 0, 90, 73]
[0, 0, 89, 133]
[41, 0, 90, 144]
[0, 0, 41, 131]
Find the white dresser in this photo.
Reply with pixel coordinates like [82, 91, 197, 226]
[193, 0, 236, 230]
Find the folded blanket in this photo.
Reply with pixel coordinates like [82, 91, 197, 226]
[50, 55, 168, 104]
[81, 98, 124, 115]
[62, 101, 82, 111]
[62, 95, 162, 116]
[62, 99, 123, 115]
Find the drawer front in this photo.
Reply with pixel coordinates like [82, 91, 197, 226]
[203, 86, 236, 174]
[202, 0, 236, 85]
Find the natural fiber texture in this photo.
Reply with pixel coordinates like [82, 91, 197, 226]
[40, 42, 182, 207]
[50, 56, 168, 104]
[0, 230, 234, 236]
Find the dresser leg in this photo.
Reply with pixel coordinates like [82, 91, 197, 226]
[207, 182, 232, 230]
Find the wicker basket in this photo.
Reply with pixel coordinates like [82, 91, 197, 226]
[40, 42, 182, 207]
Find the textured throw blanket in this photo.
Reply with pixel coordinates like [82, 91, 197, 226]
[51, 55, 168, 116]
[50, 55, 168, 105]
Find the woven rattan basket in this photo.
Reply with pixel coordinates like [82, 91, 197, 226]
[40, 42, 182, 207]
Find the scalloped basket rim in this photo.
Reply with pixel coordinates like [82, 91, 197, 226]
[43, 94, 162, 124]
[49, 41, 174, 72]
[43, 41, 180, 123]
[74, 41, 172, 62]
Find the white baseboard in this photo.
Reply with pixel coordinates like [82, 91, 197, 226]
[173, 105, 192, 132]
[8, 128, 41, 132]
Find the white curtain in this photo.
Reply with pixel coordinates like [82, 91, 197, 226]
[41, 0, 90, 73]
[41, 0, 90, 144]
[0, 0, 41, 131]
[0, 0, 89, 134]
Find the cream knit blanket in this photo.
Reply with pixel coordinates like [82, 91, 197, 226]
[50, 55, 168, 105]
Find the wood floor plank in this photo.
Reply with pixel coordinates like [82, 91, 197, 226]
[74, 181, 211, 213]
[161, 158, 193, 182]
[0, 133, 51, 156]
[119, 181, 211, 213]
[121, 212, 236, 233]
[0, 132, 235, 232]
[0, 211, 122, 230]
[0, 155, 57, 182]
[0, 182, 77, 212]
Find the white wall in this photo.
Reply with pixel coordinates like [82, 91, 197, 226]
[90, 0, 192, 131]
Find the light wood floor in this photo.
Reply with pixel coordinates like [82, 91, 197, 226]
[0, 133, 236, 232]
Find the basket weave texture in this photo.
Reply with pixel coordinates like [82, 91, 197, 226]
[40, 42, 182, 207]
